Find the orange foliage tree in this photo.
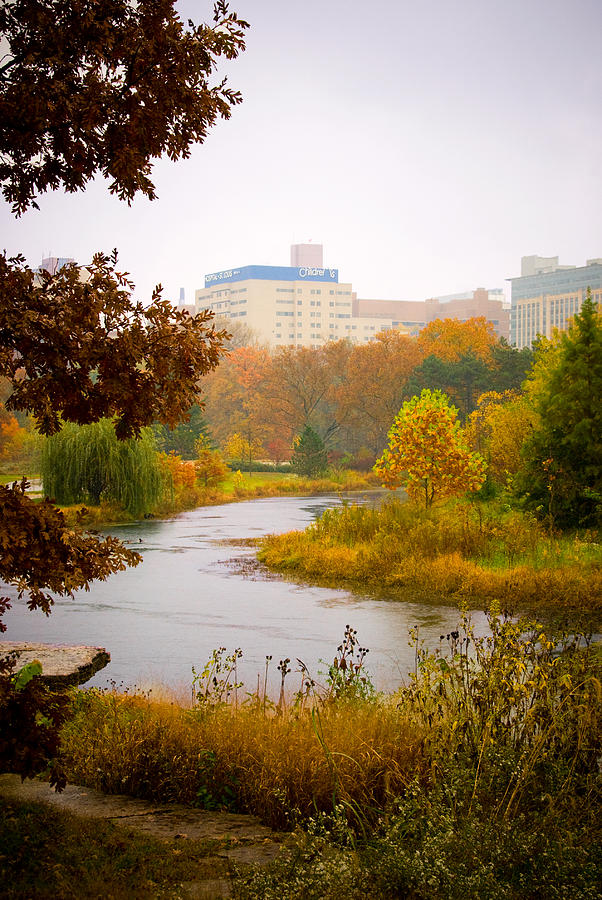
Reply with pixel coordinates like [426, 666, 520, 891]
[201, 346, 271, 448]
[374, 389, 487, 508]
[418, 317, 498, 365]
[335, 331, 424, 455]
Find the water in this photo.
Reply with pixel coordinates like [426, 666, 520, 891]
[2, 493, 487, 694]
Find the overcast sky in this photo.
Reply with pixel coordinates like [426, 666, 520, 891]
[1, 0, 601, 304]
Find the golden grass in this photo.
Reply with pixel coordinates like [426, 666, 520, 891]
[257, 500, 602, 623]
[61, 689, 425, 829]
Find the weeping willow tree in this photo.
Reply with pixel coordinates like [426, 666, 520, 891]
[41, 419, 165, 517]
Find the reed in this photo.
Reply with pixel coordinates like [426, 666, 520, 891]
[258, 499, 602, 622]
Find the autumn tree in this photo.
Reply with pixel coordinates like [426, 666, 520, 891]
[263, 342, 350, 446]
[0, 0, 248, 213]
[334, 331, 424, 454]
[374, 389, 486, 508]
[466, 391, 537, 486]
[194, 435, 229, 487]
[224, 431, 264, 475]
[202, 346, 272, 448]
[417, 317, 498, 365]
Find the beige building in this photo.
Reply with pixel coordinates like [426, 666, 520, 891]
[195, 257, 403, 348]
[195, 246, 507, 348]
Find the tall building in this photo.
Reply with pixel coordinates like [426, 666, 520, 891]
[195, 246, 508, 348]
[509, 255, 602, 348]
[39, 255, 75, 274]
[195, 257, 403, 348]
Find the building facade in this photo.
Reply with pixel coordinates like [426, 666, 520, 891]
[195, 262, 403, 348]
[509, 256, 602, 349]
[195, 247, 508, 349]
[357, 288, 509, 340]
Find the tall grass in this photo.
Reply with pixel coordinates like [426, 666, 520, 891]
[61, 689, 424, 830]
[58, 618, 602, 898]
[258, 499, 602, 622]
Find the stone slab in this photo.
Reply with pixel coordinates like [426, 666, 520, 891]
[0, 641, 110, 686]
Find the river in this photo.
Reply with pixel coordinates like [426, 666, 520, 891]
[2, 492, 487, 695]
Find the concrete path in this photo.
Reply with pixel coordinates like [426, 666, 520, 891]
[0, 774, 288, 898]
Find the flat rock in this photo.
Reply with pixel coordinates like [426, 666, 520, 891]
[0, 641, 110, 686]
[0, 774, 287, 865]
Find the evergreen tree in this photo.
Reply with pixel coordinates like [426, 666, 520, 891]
[42, 419, 164, 517]
[153, 404, 211, 458]
[291, 426, 328, 478]
[517, 292, 602, 528]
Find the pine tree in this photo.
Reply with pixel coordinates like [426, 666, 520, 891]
[291, 426, 328, 478]
[518, 291, 602, 528]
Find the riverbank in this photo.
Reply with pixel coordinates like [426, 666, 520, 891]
[57, 469, 380, 528]
[6, 613, 600, 899]
[257, 498, 602, 627]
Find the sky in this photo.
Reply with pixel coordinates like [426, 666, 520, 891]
[1, 0, 601, 305]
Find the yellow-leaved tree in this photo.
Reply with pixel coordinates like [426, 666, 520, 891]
[374, 389, 486, 508]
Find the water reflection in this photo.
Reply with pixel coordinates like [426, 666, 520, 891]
[2, 493, 488, 693]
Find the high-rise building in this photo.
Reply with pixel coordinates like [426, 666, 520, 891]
[195, 260, 399, 348]
[39, 256, 75, 275]
[509, 255, 602, 348]
[195, 246, 508, 348]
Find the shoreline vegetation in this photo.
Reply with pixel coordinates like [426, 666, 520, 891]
[257, 497, 602, 628]
[6, 614, 599, 898]
[54, 468, 382, 527]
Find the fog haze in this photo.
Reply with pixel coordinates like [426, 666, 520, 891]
[1, 0, 601, 304]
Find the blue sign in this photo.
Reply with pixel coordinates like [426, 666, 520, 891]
[205, 265, 339, 287]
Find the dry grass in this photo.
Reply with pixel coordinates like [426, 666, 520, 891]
[60, 689, 425, 830]
[258, 499, 602, 623]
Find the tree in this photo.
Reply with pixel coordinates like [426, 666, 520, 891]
[291, 426, 328, 478]
[42, 419, 164, 516]
[374, 389, 486, 508]
[466, 391, 537, 486]
[407, 352, 491, 419]
[334, 331, 424, 455]
[516, 292, 602, 528]
[263, 342, 350, 446]
[194, 435, 229, 487]
[224, 431, 264, 475]
[0, 0, 248, 213]
[417, 317, 498, 365]
[153, 403, 211, 458]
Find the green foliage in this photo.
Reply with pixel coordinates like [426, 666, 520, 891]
[291, 425, 328, 478]
[407, 352, 491, 418]
[41, 418, 164, 517]
[0, 798, 232, 899]
[153, 403, 211, 458]
[517, 292, 602, 528]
